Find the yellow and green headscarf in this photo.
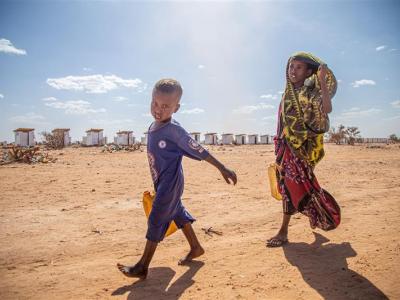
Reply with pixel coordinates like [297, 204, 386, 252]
[281, 52, 337, 166]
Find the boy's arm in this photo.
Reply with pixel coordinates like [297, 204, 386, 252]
[318, 64, 332, 114]
[204, 154, 237, 185]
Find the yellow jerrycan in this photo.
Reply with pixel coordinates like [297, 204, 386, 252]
[267, 163, 282, 200]
[142, 191, 178, 237]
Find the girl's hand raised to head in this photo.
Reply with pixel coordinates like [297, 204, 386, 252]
[318, 64, 328, 83]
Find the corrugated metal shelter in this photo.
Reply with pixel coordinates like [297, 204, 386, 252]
[221, 133, 234, 145]
[248, 134, 259, 144]
[83, 129, 106, 146]
[14, 128, 35, 147]
[204, 133, 218, 145]
[235, 134, 247, 145]
[260, 135, 270, 144]
[114, 131, 135, 145]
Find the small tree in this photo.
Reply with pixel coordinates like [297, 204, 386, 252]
[346, 126, 361, 145]
[328, 124, 346, 144]
[41, 131, 65, 149]
[389, 134, 399, 143]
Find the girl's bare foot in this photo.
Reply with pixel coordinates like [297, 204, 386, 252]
[178, 246, 205, 265]
[117, 263, 148, 279]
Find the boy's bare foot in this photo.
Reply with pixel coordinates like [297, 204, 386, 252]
[266, 234, 288, 247]
[178, 246, 205, 265]
[117, 263, 148, 279]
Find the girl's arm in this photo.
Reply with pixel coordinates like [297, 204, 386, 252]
[318, 64, 332, 114]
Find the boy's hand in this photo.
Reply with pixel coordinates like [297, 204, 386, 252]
[204, 154, 237, 185]
[220, 166, 237, 185]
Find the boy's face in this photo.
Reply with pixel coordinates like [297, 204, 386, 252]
[288, 59, 312, 86]
[151, 91, 180, 122]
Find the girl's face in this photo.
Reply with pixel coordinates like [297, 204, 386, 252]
[150, 92, 180, 123]
[288, 59, 312, 86]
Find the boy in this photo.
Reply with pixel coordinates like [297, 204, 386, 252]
[118, 78, 237, 279]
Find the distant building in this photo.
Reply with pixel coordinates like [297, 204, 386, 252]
[114, 131, 135, 146]
[260, 135, 270, 144]
[52, 128, 71, 146]
[83, 129, 106, 146]
[248, 134, 259, 145]
[204, 133, 218, 145]
[190, 132, 201, 143]
[141, 132, 148, 145]
[14, 128, 35, 147]
[359, 138, 389, 144]
[221, 133, 234, 145]
[235, 134, 247, 145]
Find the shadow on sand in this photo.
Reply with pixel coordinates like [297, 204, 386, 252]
[112, 261, 204, 300]
[282, 232, 388, 300]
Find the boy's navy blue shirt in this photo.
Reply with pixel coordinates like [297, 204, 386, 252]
[146, 119, 209, 242]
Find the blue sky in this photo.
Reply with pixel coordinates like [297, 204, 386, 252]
[0, 0, 399, 142]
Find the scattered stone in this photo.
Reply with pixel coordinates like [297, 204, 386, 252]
[101, 143, 142, 153]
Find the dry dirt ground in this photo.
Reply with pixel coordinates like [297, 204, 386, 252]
[1, 144, 399, 299]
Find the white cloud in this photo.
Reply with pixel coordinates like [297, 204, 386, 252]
[260, 94, 278, 100]
[180, 108, 205, 114]
[9, 112, 47, 124]
[351, 79, 376, 88]
[198, 64, 205, 69]
[46, 74, 145, 94]
[44, 99, 106, 115]
[90, 118, 135, 125]
[233, 102, 274, 114]
[340, 107, 381, 118]
[376, 45, 386, 51]
[83, 67, 93, 72]
[42, 96, 58, 102]
[142, 112, 152, 117]
[0, 38, 27, 55]
[348, 107, 360, 111]
[391, 100, 400, 108]
[0, 93, 4, 99]
[112, 96, 128, 102]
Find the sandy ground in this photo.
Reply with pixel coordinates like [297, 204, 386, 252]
[0, 144, 399, 300]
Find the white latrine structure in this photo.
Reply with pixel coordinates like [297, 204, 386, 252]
[235, 134, 247, 145]
[248, 134, 259, 145]
[82, 128, 106, 146]
[204, 133, 218, 145]
[14, 128, 35, 147]
[260, 134, 270, 144]
[52, 128, 71, 147]
[141, 132, 148, 145]
[221, 133, 234, 145]
[114, 131, 135, 146]
[190, 132, 201, 143]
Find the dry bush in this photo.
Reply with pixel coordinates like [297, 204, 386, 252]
[41, 131, 65, 149]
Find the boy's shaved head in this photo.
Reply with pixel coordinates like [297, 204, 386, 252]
[152, 78, 183, 102]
